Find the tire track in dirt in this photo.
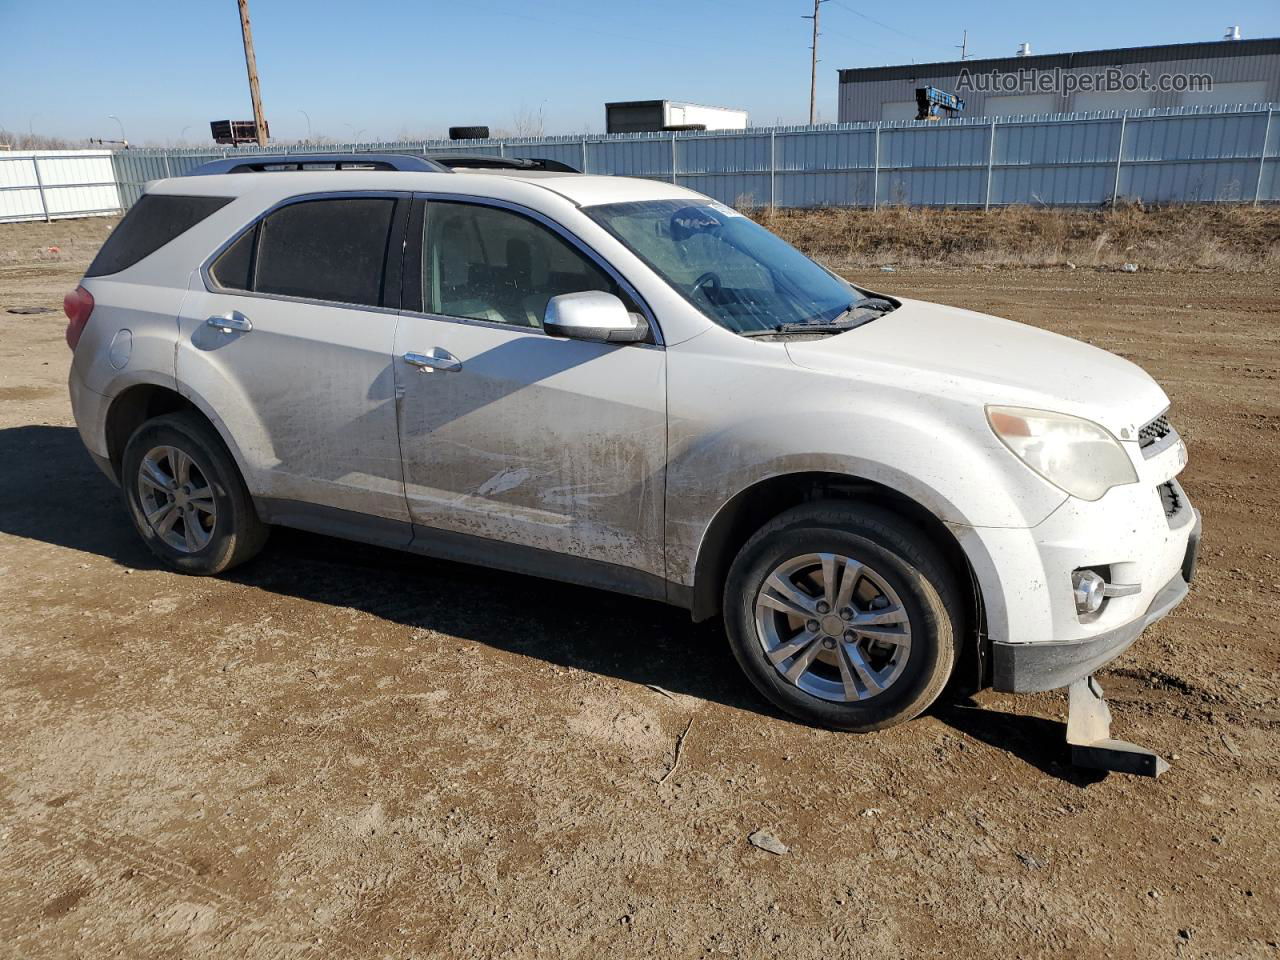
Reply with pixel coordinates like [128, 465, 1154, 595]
[2, 812, 373, 959]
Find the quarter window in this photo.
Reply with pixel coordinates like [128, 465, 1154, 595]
[209, 225, 254, 291]
[424, 201, 619, 328]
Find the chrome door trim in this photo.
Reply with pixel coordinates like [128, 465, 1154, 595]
[396, 308, 664, 351]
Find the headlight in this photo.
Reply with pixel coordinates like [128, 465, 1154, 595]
[986, 406, 1138, 501]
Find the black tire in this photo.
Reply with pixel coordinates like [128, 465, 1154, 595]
[121, 412, 268, 575]
[448, 125, 490, 140]
[723, 502, 962, 732]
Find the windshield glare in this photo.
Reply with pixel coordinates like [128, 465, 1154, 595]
[585, 199, 863, 334]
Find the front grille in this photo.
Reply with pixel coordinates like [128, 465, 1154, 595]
[1139, 412, 1173, 451]
[1158, 480, 1184, 521]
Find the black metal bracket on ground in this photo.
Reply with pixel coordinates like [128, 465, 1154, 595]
[1067, 675, 1169, 777]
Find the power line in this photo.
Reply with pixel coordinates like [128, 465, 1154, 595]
[827, 0, 932, 48]
[475, 4, 798, 69]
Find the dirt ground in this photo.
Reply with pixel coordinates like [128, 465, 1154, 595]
[1, 216, 1277, 959]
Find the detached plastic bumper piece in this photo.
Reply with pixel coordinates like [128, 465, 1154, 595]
[1067, 675, 1169, 777]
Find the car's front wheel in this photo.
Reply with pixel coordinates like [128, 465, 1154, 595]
[723, 503, 962, 732]
[121, 412, 268, 575]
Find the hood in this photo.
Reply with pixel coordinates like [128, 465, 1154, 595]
[785, 297, 1168, 439]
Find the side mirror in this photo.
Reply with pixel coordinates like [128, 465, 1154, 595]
[544, 291, 648, 344]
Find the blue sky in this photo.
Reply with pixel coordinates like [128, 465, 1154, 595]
[2, 0, 1277, 143]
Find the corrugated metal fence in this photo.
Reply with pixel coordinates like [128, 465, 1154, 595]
[0, 151, 121, 223]
[12, 103, 1279, 224]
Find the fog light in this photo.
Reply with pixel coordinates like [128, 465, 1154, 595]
[1072, 569, 1106, 615]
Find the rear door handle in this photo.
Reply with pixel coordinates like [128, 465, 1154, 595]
[207, 312, 252, 333]
[404, 348, 462, 373]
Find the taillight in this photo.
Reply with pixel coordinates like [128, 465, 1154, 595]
[64, 285, 95, 350]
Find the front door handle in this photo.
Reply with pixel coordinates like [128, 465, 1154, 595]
[207, 312, 253, 333]
[404, 348, 462, 373]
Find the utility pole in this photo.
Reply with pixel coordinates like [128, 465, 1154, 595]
[956, 29, 969, 59]
[237, 0, 269, 147]
[803, 0, 826, 125]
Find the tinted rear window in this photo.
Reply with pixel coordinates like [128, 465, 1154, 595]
[253, 197, 397, 307]
[86, 194, 232, 277]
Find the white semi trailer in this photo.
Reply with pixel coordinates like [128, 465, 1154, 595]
[605, 100, 749, 133]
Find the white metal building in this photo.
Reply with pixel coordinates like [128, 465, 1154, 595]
[838, 36, 1280, 123]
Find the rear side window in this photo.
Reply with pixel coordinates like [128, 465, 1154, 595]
[250, 197, 398, 307]
[86, 194, 232, 277]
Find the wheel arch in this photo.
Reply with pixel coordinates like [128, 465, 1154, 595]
[104, 383, 193, 481]
[688, 470, 988, 684]
[104, 382, 250, 491]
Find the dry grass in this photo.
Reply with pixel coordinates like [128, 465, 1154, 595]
[744, 203, 1280, 272]
[0, 216, 116, 268]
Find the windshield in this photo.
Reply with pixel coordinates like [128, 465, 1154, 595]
[585, 199, 877, 335]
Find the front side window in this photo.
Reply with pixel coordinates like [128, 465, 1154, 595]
[209, 196, 399, 308]
[424, 201, 618, 328]
[585, 199, 876, 335]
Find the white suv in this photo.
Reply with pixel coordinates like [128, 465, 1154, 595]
[66, 153, 1199, 744]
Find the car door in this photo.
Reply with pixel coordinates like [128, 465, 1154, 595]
[177, 192, 412, 534]
[393, 196, 668, 585]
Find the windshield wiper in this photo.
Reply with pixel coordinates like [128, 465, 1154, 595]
[738, 298, 896, 338]
[828, 297, 895, 324]
[739, 321, 862, 337]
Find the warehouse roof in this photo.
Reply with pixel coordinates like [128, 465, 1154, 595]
[839, 36, 1280, 84]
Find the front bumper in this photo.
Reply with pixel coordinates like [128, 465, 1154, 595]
[950, 428, 1199, 691]
[992, 507, 1199, 692]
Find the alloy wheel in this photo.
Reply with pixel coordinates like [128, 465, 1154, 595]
[136, 445, 217, 554]
[753, 552, 912, 702]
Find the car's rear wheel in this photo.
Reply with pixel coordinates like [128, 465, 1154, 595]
[121, 412, 268, 574]
[723, 503, 962, 732]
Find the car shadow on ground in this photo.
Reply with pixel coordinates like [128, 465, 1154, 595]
[936, 700, 1107, 786]
[1, 423, 1098, 783]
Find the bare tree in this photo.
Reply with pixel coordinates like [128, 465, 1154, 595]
[0, 129, 88, 150]
[509, 102, 546, 139]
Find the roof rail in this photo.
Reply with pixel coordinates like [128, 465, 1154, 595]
[427, 153, 580, 173]
[187, 153, 451, 176]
